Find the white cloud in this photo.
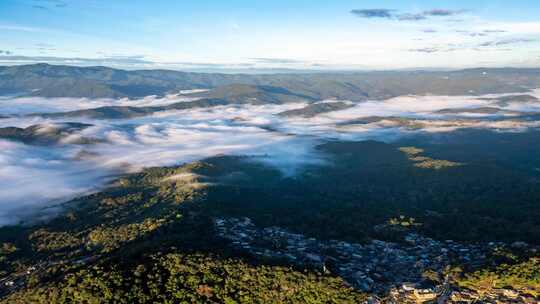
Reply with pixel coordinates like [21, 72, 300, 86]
[0, 94, 204, 116]
[1, 90, 540, 225]
[0, 24, 50, 33]
[0, 140, 115, 225]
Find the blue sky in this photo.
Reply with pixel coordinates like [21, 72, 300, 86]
[1, 0, 540, 70]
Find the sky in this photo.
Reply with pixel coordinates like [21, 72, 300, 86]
[1, 0, 540, 70]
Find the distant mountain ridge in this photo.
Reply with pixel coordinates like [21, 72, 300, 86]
[36, 85, 316, 119]
[1, 64, 540, 100]
[0, 122, 95, 144]
[278, 101, 354, 118]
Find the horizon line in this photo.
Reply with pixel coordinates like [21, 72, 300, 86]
[2, 62, 540, 75]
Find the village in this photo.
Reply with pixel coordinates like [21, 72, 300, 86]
[214, 217, 540, 304]
[0, 255, 100, 298]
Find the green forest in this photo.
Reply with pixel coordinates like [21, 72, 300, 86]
[2, 130, 540, 302]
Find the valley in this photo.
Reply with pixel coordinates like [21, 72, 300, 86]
[1, 65, 540, 303]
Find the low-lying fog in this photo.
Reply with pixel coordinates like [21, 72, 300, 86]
[0, 91, 206, 115]
[1, 89, 540, 225]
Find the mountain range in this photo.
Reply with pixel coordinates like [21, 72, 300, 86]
[2, 64, 540, 303]
[2, 64, 540, 100]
